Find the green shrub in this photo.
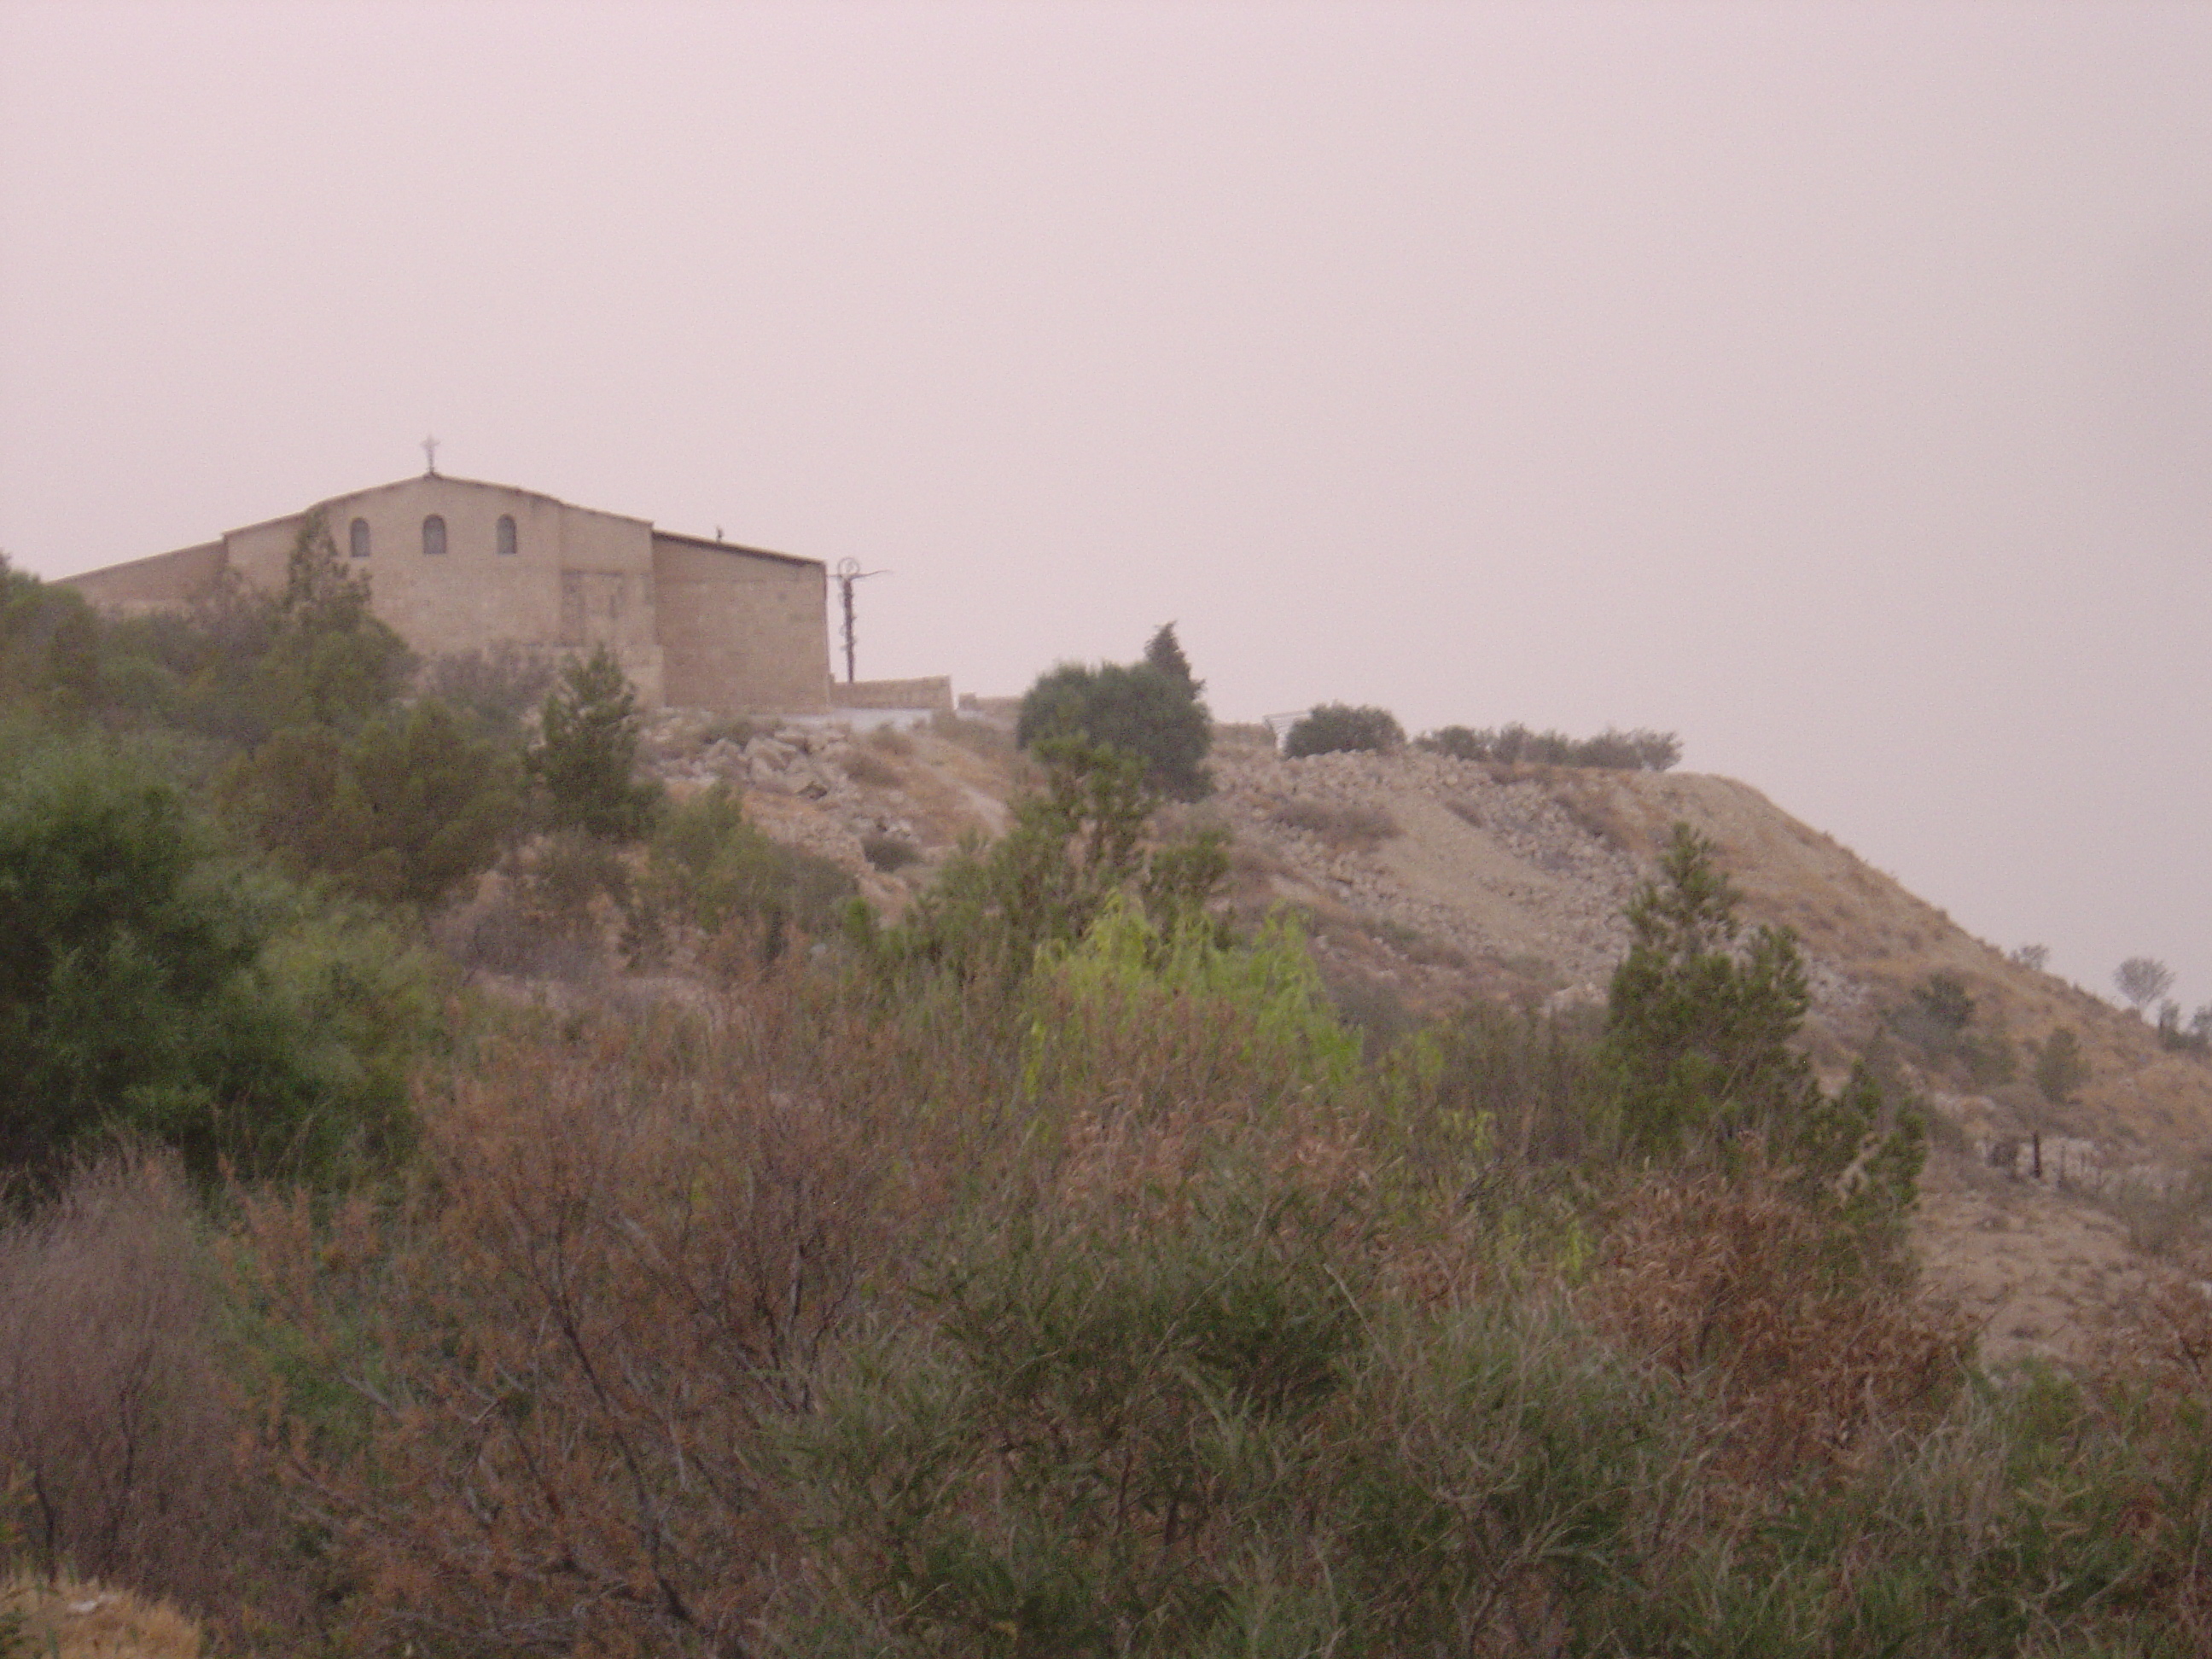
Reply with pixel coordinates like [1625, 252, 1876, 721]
[220, 697, 522, 909]
[842, 749, 901, 789]
[527, 645, 663, 841]
[626, 784, 854, 963]
[1603, 824, 1921, 1213]
[853, 741, 1226, 1004]
[1016, 626, 1211, 800]
[1282, 702, 1404, 757]
[1419, 722, 1681, 771]
[2033, 1027, 2089, 1104]
[861, 832, 920, 872]
[416, 643, 557, 740]
[0, 736, 433, 1180]
[90, 516, 412, 749]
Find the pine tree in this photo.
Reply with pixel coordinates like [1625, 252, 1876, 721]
[1143, 622, 1203, 696]
[1602, 822, 1921, 1210]
[528, 647, 663, 841]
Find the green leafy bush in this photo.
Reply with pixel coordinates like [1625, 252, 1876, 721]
[1016, 626, 1211, 800]
[1890, 973, 2017, 1086]
[1282, 701, 1404, 757]
[853, 740, 1226, 1004]
[527, 644, 663, 841]
[860, 832, 919, 871]
[416, 643, 557, 741]
[220, 697, 521, 909]
[0, 737, 433, 1180]
[2033, 1027, 2089, 1104]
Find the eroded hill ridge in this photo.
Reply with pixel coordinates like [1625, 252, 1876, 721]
[665, 714, 2203, 1153]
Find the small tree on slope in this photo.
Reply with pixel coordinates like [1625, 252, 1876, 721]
[529, 646, 663, 841]
[1602, 822, 1921, 1212]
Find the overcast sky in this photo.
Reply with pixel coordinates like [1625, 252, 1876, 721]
[2, 0, 2206, 1013]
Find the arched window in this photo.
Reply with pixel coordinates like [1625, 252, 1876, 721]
[422, 515, 446, 556]
[349, 518, 370, 559]
[496, 515, 517, 556]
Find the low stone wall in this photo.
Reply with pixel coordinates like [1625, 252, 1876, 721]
[832, 676, 953, 712]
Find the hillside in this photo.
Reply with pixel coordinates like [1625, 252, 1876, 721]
[669, 710, 2212, 1365]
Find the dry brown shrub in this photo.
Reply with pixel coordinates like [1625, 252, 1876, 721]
[1586, 1167, 1971, 1487]
[841, 748, 901, 789]
[1269, 797, 1401, 851]
[0, 1149, 273, 1618]
[237, 975, 944, 1657]
[1547, 783, 1637, 852]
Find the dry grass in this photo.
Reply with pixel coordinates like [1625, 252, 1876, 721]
[2, 1572, 203, 1659]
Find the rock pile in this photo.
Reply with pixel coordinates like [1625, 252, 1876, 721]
[641, 712, 927, 875]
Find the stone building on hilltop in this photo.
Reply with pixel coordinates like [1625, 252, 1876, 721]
[62, 469, 846, 715]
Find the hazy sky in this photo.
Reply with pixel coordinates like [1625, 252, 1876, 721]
[3, 1, 2207, 1014]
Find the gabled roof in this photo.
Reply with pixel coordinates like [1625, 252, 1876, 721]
[212, 474, 822, 570]
[310, 474, 651, 527]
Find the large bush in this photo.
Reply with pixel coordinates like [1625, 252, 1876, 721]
[852, 739, 1228, 1004]
[0, 736, 434, 1180]
[219, 696, 522, 909]
[626, 783, 855, 963]
[1282, 701, 1404, 757]
[1016, 626, 1211, 800]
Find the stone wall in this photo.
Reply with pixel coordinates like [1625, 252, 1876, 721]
[59, 541, 226, 614]
[830, 675, 953, 711]
[651, 534, 831, 713]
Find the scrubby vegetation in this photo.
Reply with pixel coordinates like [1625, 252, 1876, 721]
[11, 556, 2212, 1655]
[1283, 701, 1405, 757]
[1422, 722, 1681, 771]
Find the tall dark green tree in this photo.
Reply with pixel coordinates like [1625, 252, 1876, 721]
[1143, 621, 1202, 696]
[528, 645, 663, 841]
[253, 512, 415, 735]
[1603, 824, 1816, 1155]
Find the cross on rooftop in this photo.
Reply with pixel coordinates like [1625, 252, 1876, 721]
[422, 435, 439, 475]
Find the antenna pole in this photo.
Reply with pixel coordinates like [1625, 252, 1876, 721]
[832, 557, 888, 684]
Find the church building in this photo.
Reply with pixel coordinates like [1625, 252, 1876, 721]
[62, 469, 835, 715]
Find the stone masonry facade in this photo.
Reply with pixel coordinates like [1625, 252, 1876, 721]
[62, 473, 835, 715]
